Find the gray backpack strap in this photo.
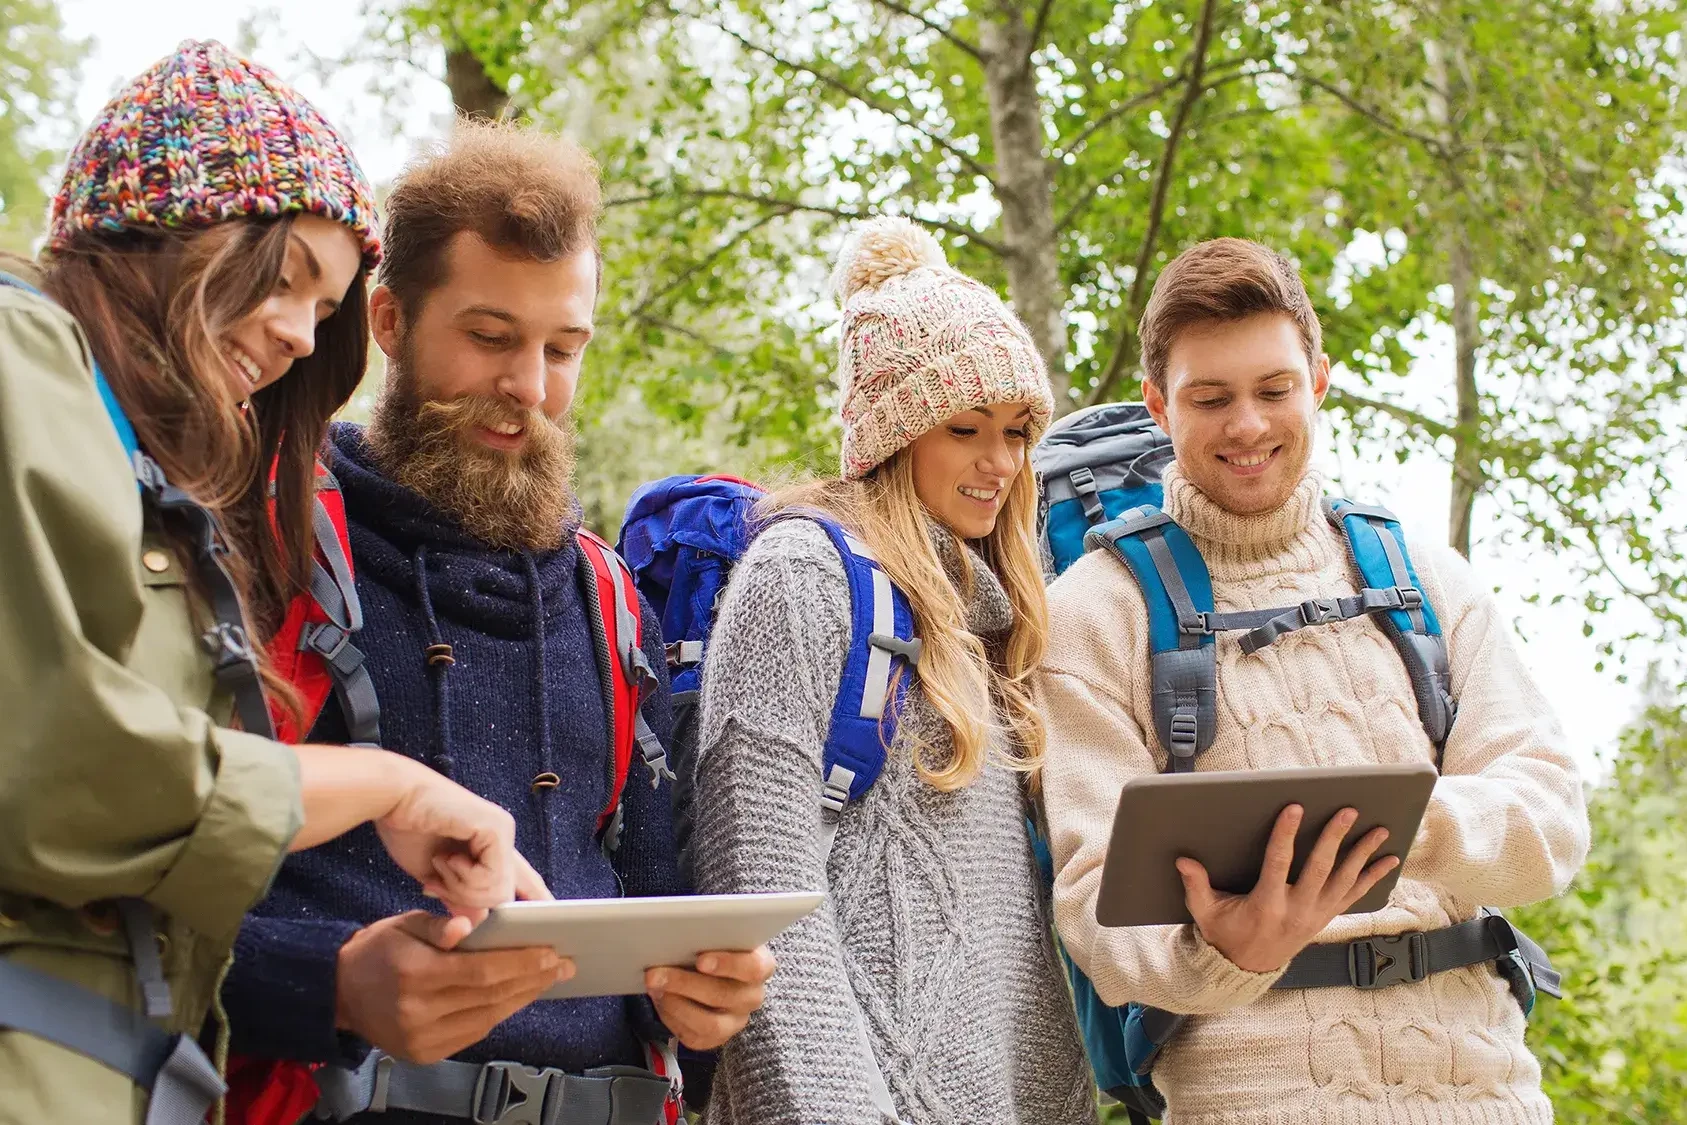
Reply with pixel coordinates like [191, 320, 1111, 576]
[0, 900, 226, 1124]
[1085, 508, 1219, 772]
[313, 1050, 675, 1123]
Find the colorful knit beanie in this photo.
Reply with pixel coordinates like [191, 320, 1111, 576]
[832, 217, 1054, 479]
[47, 39, 380, 267]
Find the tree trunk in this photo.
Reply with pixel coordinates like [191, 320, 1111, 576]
[978, 17, 1068, 405]
[1425, 39, 1481, 557]
[446, 45, 510, 120]
[1446, 236, 1482, 557]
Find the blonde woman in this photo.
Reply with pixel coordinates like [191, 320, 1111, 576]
[688, 218, 1099, 1125]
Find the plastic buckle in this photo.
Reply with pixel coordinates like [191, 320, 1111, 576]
[868, 632, 924, 668]
[472, 1061, 555, 1125]
[1299, 597, 1343, 626]
[1178, 612, 1211, 636]
[1349, 932, 1428, 989]
[1398, 587, 1424, 609]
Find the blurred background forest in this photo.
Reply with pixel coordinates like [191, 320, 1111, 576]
[3, 0, 1684, 1116]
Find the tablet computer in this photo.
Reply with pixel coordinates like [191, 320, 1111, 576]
[1095, 763, 1437, 928]
[456, 891, 825, 999]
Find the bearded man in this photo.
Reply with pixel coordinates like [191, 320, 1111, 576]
[221, 121, 771, 1125]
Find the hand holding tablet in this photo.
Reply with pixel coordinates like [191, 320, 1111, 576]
[1097, 762, 1438, 951]
[1176, 803, 1399, 974]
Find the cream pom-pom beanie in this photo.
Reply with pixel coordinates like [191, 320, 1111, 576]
[831, 216, 1055, 479]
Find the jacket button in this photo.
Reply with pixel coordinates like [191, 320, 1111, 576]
[141, 549, 171, 574]
[531, 772, 561, 792]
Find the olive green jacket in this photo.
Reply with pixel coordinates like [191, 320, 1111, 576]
[0, 283, 303, 1122]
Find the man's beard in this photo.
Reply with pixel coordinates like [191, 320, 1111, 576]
[367, 358, 578, 552]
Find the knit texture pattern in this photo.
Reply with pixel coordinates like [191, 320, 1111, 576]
[833, 217, 1053, 478]
[689, 517, 1099, 1125]
[48, 39, 380, 266]
[1037, 461, 1591, 1125]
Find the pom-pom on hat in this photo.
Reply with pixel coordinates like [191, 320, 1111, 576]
[48, 39, 381, 268]
[832, 216, 1053, 479]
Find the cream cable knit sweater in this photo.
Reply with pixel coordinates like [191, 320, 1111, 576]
[1037, 462, 1590, 1125]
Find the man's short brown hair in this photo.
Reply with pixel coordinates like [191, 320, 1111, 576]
[1137, 238, 1322, 390]
[378, 118, 602, 316]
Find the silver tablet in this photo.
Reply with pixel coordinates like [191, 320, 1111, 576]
[1096, 763, 1437, 928]
[456, 891, 826, 999]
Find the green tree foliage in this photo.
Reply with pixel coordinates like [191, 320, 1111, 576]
[1512, 673, 1687, 1120]
[377, 0, 1687, 637]
[0, 0, 86, 253]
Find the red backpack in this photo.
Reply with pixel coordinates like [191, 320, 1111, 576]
[224, 513, 681, 1125]
[264, 461, 381, 745]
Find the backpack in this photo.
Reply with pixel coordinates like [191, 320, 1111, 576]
[617, 473, 919, 1122]
[1033, 402, 1173, 575]
[1030, 404, 1560, 1124]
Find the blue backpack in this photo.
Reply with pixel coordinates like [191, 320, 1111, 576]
[616, 474, 923, 858]
[1030, 405, 1560, 1123]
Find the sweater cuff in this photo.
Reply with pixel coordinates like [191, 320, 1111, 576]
[225, 914, 369, 1066]
[1185, 926, 1286, 1009]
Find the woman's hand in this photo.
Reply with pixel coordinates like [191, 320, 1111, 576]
[374, 760, 550, 918]
[292, 744, 547, 919]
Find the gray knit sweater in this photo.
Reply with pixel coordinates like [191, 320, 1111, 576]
[688, 517, 1099, 1125]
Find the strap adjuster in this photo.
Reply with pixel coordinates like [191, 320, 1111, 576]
[868, 632, 923, 667]
[472, 1061, 555, 1125]
[1348, 931, 1429, 989]
[1167, 712, 1198, 759]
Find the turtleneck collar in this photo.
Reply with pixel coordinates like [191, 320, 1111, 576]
[1160, 459, 1335, 572]
[929, 521, 1015, 641]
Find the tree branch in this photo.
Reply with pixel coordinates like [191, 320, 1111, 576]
[1085, 0, 1219, 407]
[866, 0, 988, 61]
[1026, 0, 1058, 61]
[1053, 169, 1126, 233]
[617, 211, 783, 325]
[604, 188, 1008, 256]
[1292, 70, 1447, 154]
[1053, 62, 1277, 232]
[1324, 386, 1453, 440]
[1053, 69, 1190, 160]
[710, 21, 998, 188]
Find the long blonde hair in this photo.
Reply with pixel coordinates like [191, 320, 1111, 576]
[763, 449, 1049, 791]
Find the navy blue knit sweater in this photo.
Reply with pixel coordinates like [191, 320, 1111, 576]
[223, 423, 695, 1120]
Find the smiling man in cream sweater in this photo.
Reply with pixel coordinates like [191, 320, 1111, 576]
[1037, 238, 1590, 1125]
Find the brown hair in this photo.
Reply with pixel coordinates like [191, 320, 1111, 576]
[1138, 238, 1322, 390]
[379, 118, 602, 317]
[38, 219, 370, 716]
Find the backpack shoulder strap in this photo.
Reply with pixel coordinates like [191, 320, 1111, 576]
[294, 467, 383, 745]
[803, 519, 920, 859]
[577, 528, 674, 851]
[1085, 505, 1217, 772]
[1324, 498, 1456, 750]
